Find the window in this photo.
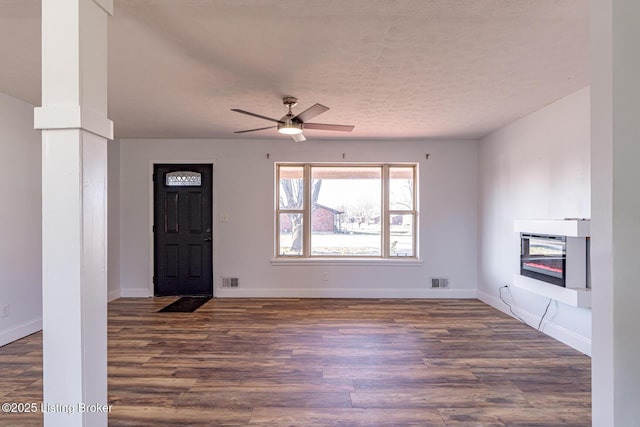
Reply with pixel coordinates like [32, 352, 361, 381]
[165, 171, 202, 187]
[276, 164, 417, 258]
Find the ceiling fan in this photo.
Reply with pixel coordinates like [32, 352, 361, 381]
[231, 97, 354, 142]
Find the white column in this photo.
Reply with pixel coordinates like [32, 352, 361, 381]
[591, 0, 640, 425]
[35, 0, 113, 426]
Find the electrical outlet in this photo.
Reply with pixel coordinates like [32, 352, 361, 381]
[218, 213, 229, 222]
[1, 304, 9, 318]
[322, 272, 329, 282]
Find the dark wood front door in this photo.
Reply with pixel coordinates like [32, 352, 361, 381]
[153, 164, 213, 296]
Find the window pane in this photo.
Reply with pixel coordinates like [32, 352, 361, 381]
[311, 228, 381, 256]
[390, 214, 414, 257]
[279, 166, 304, 210]
[166, 171, 202, 187]
[312, 166, 381, 180]
[279, 213, 303, 255]
[389, 167, 414, 210]
[310, 166, 381, 256]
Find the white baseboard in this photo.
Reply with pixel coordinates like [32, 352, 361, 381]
[477, 290, 591, 356]
[215, 287, 477, 299]
[107, 288, 121, 302]
[0, 318, 42, 347]
[119, 288, 151, 298]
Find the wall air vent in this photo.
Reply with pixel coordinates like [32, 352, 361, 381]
[222, 277, 239, 288]
[431, 277, 449, 288]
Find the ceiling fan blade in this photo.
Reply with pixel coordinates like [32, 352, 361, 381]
[292, 103, 329, 123]
[291, 133, 306, 143]
[231, 109, 282, 123]
[234, 125, 277, 134]
[303, 123, 355, 132]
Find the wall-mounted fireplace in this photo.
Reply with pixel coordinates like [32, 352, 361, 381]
[520, 234, 566, 287]
[513, 219, 591, 308]
[514, 219, 590, 290]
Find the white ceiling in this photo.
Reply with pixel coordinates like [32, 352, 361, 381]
[0, 0, 589, 140]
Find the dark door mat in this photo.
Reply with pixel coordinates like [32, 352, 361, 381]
[158, 297, 211, 313]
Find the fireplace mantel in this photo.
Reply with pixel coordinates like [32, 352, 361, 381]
[513, 219, 590, 237]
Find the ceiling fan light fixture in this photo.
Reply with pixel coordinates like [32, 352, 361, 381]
[232, 97, 353, 139]
[277, 118, 303, 135]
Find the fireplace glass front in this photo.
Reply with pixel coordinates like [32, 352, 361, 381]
[520, 233, 566, 287]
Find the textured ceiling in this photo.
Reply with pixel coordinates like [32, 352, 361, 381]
[0, 0, 589, 140]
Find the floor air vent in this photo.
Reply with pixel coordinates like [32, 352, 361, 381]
[222, 277, 239, 288]
[431, 277, 449, 288]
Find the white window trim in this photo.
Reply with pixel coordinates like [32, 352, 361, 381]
[270, 257, 423, 266]
[276, 162, 418, 261]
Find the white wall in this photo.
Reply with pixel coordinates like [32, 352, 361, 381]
[119, 138, 478, 299]
[107, 138, 120, 301]
[477, 87, 592, 354]
[0, 91, 42, 346]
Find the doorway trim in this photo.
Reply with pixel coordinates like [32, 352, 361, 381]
[147, 159, 217, 297]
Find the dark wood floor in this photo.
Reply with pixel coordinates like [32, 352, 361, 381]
[0, 298, 591, 426]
